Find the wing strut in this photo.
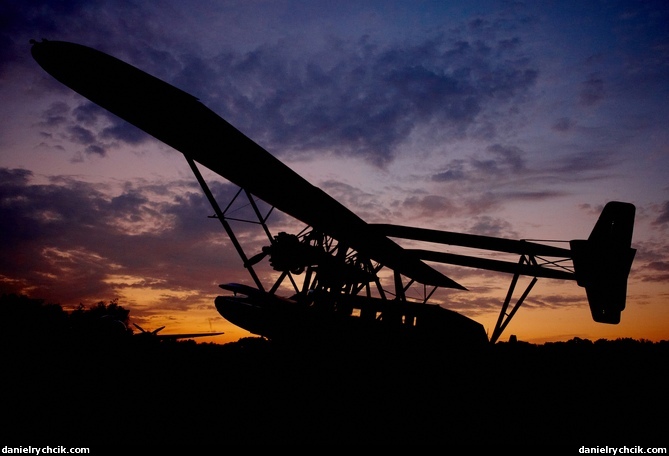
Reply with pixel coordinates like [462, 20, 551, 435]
[489, 256, 538, 344]
[185, 156, 265, 292]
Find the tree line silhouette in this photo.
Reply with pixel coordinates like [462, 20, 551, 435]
[1, 293, 131, 343]
[1, 293, 666, 447]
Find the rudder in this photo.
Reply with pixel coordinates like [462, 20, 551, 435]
[570, 202, 636, 324]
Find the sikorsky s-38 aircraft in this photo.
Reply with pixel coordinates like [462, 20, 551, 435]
[31, 39, 637, 349]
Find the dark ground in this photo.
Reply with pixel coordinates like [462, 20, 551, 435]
[2, 334, 667, 449]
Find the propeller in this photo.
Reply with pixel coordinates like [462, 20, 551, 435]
[133, 323, 165, 335]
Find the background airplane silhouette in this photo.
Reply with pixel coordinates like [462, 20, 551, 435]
[132, 323, 223, 341]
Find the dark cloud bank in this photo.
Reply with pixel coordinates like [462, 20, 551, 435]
[0, 167, 244, 306]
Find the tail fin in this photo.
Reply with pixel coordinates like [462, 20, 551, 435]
[570, 202, 636, 324]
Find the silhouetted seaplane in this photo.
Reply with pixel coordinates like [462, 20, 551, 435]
[132, 323, 223, 341]
[31, 39, 637, 349]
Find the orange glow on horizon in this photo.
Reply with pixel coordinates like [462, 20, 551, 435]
[104, 264, 669, 346]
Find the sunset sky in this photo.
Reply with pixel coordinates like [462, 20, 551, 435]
[1, 0, 668, 344]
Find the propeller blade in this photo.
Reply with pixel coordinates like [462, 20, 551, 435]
[133, 323, 146, 333]
[244, 250, 268, 267]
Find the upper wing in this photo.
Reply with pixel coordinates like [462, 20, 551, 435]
[31, 39, 464, 290]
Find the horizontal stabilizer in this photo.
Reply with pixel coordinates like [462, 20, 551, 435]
[570, 202, 636, 324]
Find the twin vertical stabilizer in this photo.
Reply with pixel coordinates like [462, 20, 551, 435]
[570, 202, 636, 324]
